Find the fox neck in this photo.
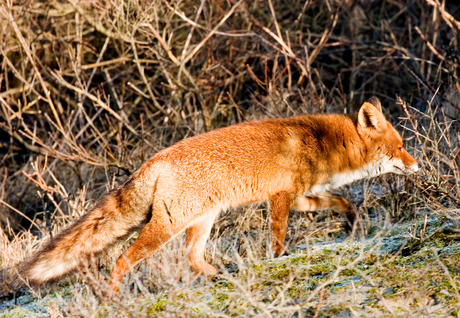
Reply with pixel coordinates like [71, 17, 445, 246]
[301, 114, 381, 196]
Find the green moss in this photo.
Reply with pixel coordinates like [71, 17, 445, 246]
[322, 248, 332, 255]
[341, 268, 357, 276]
[147, 298, 168, 313]
[309, 261, 334, 276]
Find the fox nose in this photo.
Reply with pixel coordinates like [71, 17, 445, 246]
[410, 163, 420, 173]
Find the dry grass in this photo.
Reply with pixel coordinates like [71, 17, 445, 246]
[0, 0, 460, 316]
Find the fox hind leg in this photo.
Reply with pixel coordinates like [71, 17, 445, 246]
[186, 213, 219, 275]
[109, 218, 178, 292]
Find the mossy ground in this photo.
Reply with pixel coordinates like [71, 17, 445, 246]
[2, 214, 460, 317]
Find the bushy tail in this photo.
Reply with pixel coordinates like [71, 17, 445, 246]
[13, 186, 152, 287]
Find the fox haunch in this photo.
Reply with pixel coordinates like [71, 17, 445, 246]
[13, 97, 418, 292]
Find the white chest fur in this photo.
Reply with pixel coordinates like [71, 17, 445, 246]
[303, 156, 402, 196]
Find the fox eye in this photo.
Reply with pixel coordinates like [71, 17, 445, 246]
[398, 146, 403, 151]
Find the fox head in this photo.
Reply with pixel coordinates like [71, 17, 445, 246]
[356, 97, 419, 175]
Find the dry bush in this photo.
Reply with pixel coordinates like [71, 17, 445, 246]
[0, 0, 458, 227]
[1, 0, 460, 316]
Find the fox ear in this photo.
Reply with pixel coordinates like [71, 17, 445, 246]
[367, 96, 382, 112]
[358, 101, 387, 132]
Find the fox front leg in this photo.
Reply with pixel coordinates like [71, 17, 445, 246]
[293, 193, 358, 233]
[269, 192, 295, 257]
[269, 192, 359, 257]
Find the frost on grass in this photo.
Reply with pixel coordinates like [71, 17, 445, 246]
[0, 291, 70, 318]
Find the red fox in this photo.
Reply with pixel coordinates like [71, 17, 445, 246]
[13, 97, 418, 292]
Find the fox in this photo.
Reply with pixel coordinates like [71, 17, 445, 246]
[12, 97, 418, 292]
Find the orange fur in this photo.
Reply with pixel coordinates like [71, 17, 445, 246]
[13, 97, 418, 292]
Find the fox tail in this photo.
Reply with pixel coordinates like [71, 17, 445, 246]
[13, 181, 154, 287]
